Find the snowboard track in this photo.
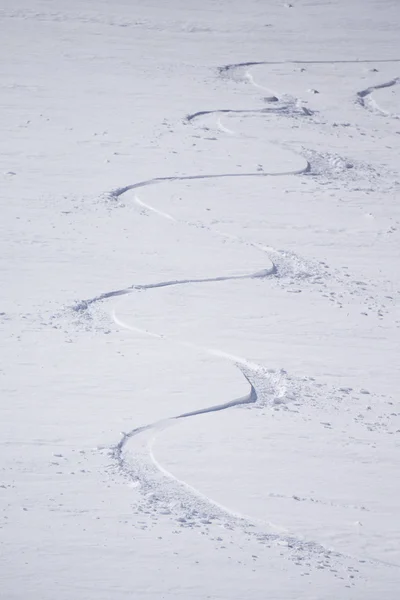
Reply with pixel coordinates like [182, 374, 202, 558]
[74, 159, 322, 314]
[218, 58, 400, 77]
[67, 59, 400, 574]
[112, 370, 257, 464]
[107, 356, 397, 571]
[185, 103, 313, 122]
[357, 77, 400, 118]
[108, 165, 310, 199]
[109, 370, 346, 566]
[73, 264, 276, 313]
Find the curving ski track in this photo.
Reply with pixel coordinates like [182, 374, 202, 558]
[68, 59, 400, 573]
[220, 60, 400, 121]
[357, 77, 400, 118]
[74, 265, 276, 313]
[109, 364, 344, 564]
[218, 58, 400, 80]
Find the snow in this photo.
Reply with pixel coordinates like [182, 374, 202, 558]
[1, 0, 400, 598]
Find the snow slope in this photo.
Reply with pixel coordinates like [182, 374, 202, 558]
[1, 1, 400, 598]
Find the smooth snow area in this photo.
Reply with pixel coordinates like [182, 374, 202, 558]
[1, 1, 400, 598]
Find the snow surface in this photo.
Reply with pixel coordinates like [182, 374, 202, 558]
[1, 0, 400, 598]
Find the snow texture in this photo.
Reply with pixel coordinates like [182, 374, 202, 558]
[1, 1, 400, 598]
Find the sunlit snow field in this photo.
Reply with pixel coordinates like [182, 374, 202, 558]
[1, 1, 400, 598]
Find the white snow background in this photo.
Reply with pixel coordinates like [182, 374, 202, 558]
[1, 0, 400, 598]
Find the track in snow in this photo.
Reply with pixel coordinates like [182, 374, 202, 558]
[185, 103, 313, 122]
[73, 157, 320, 315]
[218, 58, 400, 78]
[65, 59, 400, 577]
[357, 77, 400, 118]
[69, 68, 331, 560]
[109, 164, 310, 198]
[109, 363, 345, 567]
[105, 340, 398, 572]
[73, 264, 276, 314]
[113, 369, 256, 459]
